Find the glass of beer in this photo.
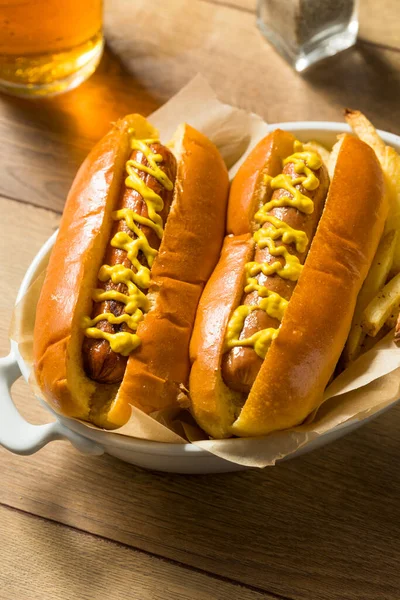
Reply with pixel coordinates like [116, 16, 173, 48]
[0, 0, 103, 97]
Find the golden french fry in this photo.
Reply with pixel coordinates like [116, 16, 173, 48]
[303, 140, 330, 165]
[358, 327, 392, 356]
[344, 109, 400, 347]
[385, 307, 400, 330]
[382, 146, 400, 275]
[395, 313, 400, 343]
[343, 229, 398, 363]
[344, 109, 386, 165]
[361, 271, 400, 337]
[384, 145, 400, 201]
[343, 324, 365, 366]
[345, 110, 400, 278]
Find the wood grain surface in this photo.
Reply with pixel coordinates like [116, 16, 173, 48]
[1, 0, 400, 598]
[0, 506, 268, 600]
[1, 198, 400, 600]
[207, 0, 400, 48]
[1, 0, 399, 213]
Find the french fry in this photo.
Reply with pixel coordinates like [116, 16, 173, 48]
[383, 146, 400, 274]
[303, 140, 331, 165]
[343, 229, 398, 363]
[361, 271, 400, 337]
[383, 146, 400, 210]
[345, 109, 400, 281]
[344, 109, 386, 165]
[385, 306, 400, 330]
[360, 326, 392, 355]
[395, 314, 400, 343]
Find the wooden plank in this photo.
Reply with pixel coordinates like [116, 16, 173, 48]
[0, 116, 89, 209]
[204, 0, 255, 10]
[1, 196, 400, 599]
[205, 0, 400, 51]
[1, 0, 400, 212]
[0, 506, 269, 600]
[0, 47, 159, 211]
[359, 0, 400, 49]
[104, 0, 400, 134]
[0, 197, 59, 339]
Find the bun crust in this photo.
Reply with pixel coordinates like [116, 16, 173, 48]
[34, 116, 137, 419]
[190, 234, 254, 439]
[227, 129, 295, 236]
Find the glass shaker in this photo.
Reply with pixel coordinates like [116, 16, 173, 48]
[257, 0, 358, 72]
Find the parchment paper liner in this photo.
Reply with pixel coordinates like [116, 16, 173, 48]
[10, 75, 400, 467]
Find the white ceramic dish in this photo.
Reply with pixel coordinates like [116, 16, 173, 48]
[1, 121, 399, 474]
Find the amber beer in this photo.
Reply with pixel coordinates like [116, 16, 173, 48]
[0, 0, 103, 97]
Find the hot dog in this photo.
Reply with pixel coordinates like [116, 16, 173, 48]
[189, 132, 388, 438]
[82, 142, 177, 385]
[33, 115, 229, 428]
[222, 140, 329, 393]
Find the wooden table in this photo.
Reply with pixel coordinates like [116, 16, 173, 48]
[1, 1, 400, 598]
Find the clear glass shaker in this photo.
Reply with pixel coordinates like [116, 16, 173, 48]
[257, 0, 359, 72]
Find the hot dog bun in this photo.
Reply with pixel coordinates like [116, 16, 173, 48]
[227, 129, 296, 235]
[190, 134, 388, 438]
[33, 115, 229, 428]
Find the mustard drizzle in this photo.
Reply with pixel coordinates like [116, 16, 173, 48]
[224, 141, 322, 359]
[83, 134, 172, 356]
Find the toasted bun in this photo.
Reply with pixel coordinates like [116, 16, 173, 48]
[189, 134, 388, 438]
[189, 234, 254, 439]
[33, 115, 141, 420]
[34, 117, 229, 428]
[227, 129, 295, 235]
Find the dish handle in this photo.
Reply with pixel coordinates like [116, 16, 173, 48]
[0, 352, 104, 456]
